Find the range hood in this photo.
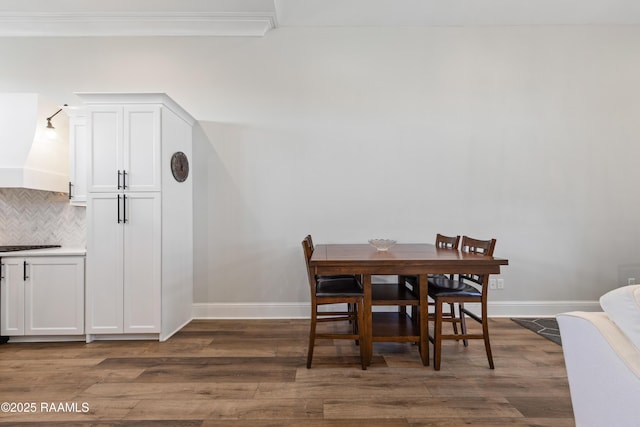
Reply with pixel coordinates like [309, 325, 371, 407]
[0, 93, 69, 193]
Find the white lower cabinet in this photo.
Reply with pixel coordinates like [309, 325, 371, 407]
[0, 256, 85, 336]
[86, 192, 161, 334]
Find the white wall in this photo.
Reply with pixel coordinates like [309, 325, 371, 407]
[1, 25, 639, 316]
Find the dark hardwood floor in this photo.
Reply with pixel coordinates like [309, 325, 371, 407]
[0, 318, 574, 426]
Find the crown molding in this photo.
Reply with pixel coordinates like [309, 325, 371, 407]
[0, 12, 278, 37]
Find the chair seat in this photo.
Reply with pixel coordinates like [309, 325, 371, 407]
[316, 277, 363, 297]
[427, 276, 481, 297]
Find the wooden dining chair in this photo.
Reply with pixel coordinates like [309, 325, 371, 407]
[428, 236, 497, 370]
[404, 234, 461, 330]
[302, 237, 366, 369]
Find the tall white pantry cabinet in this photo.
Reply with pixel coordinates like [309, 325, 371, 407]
[78, 93, 195, 341]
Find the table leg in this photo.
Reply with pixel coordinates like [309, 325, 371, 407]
[363, 274, 373, 366]
[418, 273, 429, 366]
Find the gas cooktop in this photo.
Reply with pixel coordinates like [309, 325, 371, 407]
[0, 245, 61, 252]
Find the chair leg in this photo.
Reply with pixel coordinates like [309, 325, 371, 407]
[449, 303, 458, 335]
[459, 302, 469, 347]
[352, 303, 359, 345]
[306, 305, 317, 369]
[433, 300, 443, 371]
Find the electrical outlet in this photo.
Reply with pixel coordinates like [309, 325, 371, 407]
[628, 278, 636, 285]
[489, 278, 497, 290]
[497, 279, 505, 290]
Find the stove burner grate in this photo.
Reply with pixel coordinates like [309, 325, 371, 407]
[0, 245, 61, 253]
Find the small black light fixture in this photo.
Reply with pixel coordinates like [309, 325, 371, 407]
[46, 104, 68, 130]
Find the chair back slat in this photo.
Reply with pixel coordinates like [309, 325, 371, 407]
[302, 237, 314, 282]
[459, 236, 497, 287]
[305, 234, 315, 251]
[435, 234, 460, 249]
[461, 236, 496, 256]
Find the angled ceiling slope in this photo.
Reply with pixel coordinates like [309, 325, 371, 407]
[0, 0, 279, 37]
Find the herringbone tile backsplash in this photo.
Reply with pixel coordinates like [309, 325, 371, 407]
[0, 188, 85, 247]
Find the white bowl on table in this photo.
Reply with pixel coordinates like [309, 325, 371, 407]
[368, 239, 397, 251]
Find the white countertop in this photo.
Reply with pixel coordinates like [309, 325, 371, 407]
[0, 247, 86, 257]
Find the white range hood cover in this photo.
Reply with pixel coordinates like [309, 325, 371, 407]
[0, 93, 69, 193]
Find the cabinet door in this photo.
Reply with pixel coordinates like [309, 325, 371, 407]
[86, 193, 124, 333]
[87, 106, 123, 193]
[123, 106, 161, 192]
[123, 193, 161, 333]
[0, 258, 25, 336]
[69, 112, 88, 205]
[24, 257, 85, 335]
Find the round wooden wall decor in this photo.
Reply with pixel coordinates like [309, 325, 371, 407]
[170, 151, 189, 182]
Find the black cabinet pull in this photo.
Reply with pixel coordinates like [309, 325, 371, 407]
[117, 194, 122, 224]
[123, 194, 128, 223]
[117, 170, 122, 190]
[23, 261, 28, 281]
[68, 181, 73, 200]
[0, 263, 4, 280]
[123, 170, 128, 190]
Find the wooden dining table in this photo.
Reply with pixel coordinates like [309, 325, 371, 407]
[309, 243, 509, 366]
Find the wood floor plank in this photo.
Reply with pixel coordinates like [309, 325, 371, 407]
[407, 417, 575, 426]
[323, 397, 522, 419]
[256, 375, 431, 399]
[426, 377, 571, 398]
[200, 419, 410, 427]
[128, 398, 324, 421]
[81, 382, 259, 400]
[0, 398, 137, 423]
[506, 396, 575, 418]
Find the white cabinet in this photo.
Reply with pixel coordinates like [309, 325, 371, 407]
[79, 92, 195, 341]
[87, 105, 161, 193]
[0, 256, 85, 336]
[86, 192, 161, 334]
[68, 107, 87, 206]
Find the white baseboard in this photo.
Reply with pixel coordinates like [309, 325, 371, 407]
[192, 300, 602, 319]
[160, 317, 193, 342]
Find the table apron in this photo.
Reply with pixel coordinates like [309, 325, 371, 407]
[311, 265, 504, 275]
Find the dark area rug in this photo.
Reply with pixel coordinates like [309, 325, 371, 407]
[511, 317, 562, 345]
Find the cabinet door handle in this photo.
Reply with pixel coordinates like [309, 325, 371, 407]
[123, 194, 128, 223]
[117, 170, 122, 190]
[23, 261, 28, 281]
[123, 170, 128, 190]
[0, 262, 4, 280]
[68, 181, 73, 200]
[117, 194, 122, 224]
